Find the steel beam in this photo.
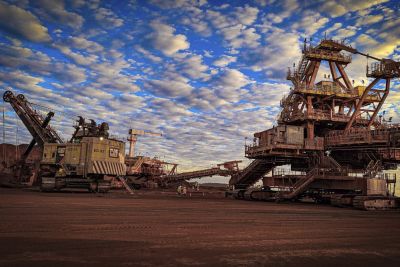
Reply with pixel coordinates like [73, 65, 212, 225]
[367, 79, 390, 129]
[345, 78, 380, 131]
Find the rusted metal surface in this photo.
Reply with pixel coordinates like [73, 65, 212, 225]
[161, 161, 241, 184]
[231, 38, 400, 202]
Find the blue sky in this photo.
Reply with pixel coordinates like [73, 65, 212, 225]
[0, 0, 400, 176]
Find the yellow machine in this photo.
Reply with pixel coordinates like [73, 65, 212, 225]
[41, 137, 125, 192]
[3, 91, 126, 192]
[42, 137, 125, 176]
[40, 119, 126, 192]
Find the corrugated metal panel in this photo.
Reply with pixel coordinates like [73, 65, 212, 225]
[286, 126, 304, 145]
[91, 160, 126, 176]
[367, 179, 387, 196]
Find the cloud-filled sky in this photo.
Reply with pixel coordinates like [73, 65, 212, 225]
[0, 0, 399, 180]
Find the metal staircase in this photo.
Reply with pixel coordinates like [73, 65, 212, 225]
[364, 160, 382, 178]
[130, 157, 145, 173]
[297, 56, 309, 79]
[229, 159, 274, 189]
[280, 168, 318, 200]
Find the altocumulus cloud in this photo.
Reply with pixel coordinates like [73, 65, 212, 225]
[0, 2, 51, 42]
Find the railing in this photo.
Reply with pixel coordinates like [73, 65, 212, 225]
[367, 61, 400, 78]
[304, 138, 324, 150]
[272, 169, 306, 176]
[303, 47, 352, 63]
[293, 83, 356, 96]
[325, 126, 400, 147]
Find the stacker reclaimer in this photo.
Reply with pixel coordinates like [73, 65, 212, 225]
[228, 38, 400, 210]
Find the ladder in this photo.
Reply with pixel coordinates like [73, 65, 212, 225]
[117, 176, 134, 194]
[297, 56, 309, 78]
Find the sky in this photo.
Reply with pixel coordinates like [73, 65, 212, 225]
[0, 0, 400, 184]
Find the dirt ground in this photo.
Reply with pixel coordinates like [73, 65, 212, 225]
[0, 188, 400, 267]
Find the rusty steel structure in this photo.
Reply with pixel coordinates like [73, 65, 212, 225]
[159, 160, 241, 185]
[229, 38, 400, 209]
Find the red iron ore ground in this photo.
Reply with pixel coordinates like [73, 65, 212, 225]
[0, 188, 399, 267]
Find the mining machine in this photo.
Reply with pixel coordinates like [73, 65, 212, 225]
[229, 38, 400, 209]
[124, 128, 177, 189]
[3, 90, 126, 192]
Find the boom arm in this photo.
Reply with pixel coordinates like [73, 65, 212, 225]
[3, 91, 63, 147]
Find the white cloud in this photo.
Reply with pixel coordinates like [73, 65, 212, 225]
[134, 45, 162, 63]
[35, 0, 84, 29]
[356, 14, 384, 27]
[291, 12, 329, 36]
[177, 54, 209, 79]
[215, 69, 250, 90]
[145, 72, 193, 98]
[68, 36, 104, 53]
[54, 43, 99, 66]
[241, 28, 301, 77]
[318, 0, 389, 17]
[212, 69, 251, 102]
[335, 26, 358, 39]
[181, 15, 211, 37]
[95, 7, 124, 28]
[222, 26, 260, 48]
[148, 20, 190, 56]
[325, 22, 342, 36]
[213, 55, 237, 67]
[235, 5, 259, 26]
[0, 2, 51, 42]
[149, 0, 206, 9]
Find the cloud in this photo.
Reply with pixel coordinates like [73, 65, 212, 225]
[106, 93, 145, 113]
[94, 7, 124, 28]
[213, 55, 237, 67]
[35, 0, 84, 29]
[181, 14, 211, 37]
[149, 98, 192, 119]
[335, 26, 358, 39]
[241, 28, 301, 77]
[247, 82, 291, 107]
[215, 68, 250, 90]
[317, 0, 389, 17]
[235, 5, 259, 26]
[148, 20, 190, 56]
[325, 22, 342, 36]
[212, 68, 251, 102]
[176, 54, 209, 79]
[356, 14, 384, 27]
[220, 25, 260, 48]
[291, 12, 329, 36]
[356, 34, 379, 47]
[54, 43, 99, 66]
[0, 2, 51, 42]
[68, 36, 104, 53]
[144, 72, 193, 98]
[134, 45, 163, 63]
[0, 40, 87, 85]
[149, 0, 207, 9]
